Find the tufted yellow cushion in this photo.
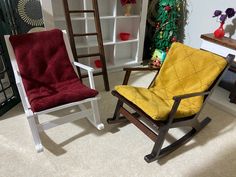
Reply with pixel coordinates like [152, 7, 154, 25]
[115, 42, 227, 120]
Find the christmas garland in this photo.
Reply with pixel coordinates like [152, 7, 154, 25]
[154, 0, 182, 52]
[147, 0, 184, 67]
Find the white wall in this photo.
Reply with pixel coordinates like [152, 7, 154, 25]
[184, 0, 236, 48]
[39, 0, 55, 29]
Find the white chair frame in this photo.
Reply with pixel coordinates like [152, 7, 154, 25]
[4, 31, 104, 152]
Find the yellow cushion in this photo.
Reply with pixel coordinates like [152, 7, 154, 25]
[115, 42, 227, 121]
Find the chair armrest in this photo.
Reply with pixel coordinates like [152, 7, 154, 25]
[122, 66, 160, 85]
[73, 61, 96, 89]
[73, 61, 94, 72]
[173, 91, 211, 101]
[123, 66, 160, 72]
[165, 91, 211, 125]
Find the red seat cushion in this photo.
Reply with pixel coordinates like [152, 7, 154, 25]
[9, 29, 98, 112]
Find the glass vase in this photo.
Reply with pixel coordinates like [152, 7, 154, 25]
[124, 4, 132, 16]
[214, 22, 225, 38]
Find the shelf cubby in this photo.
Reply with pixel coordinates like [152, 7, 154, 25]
[86, 19, 114, 44]
[85, 0, 115, 17]
[89, 45, 114, 69]
[116, 18, 140, 41]
[104, 45, 115, 66]
[97, 0, 116, 17]
[114, 42, 137, 65]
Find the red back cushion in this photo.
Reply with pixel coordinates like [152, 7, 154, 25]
[9, 29, 77, 90]
[9, 29, 98, 112]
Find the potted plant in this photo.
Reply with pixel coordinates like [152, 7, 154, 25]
[213, 8, 235, 38]
[120, 0, 136, 16]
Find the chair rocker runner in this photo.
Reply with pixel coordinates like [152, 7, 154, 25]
[107, 42, 235, 163]
[5, 29, 104, 152]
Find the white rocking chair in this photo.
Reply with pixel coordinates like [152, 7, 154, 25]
[4, 29, 104, 152]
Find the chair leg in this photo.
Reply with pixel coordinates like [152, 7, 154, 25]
[192, 117, 211, 132]
[229, 81, 236, 103]
[107, 100, 127, 124]
[27, 115, 43, 152]
[144, 117, 212, 163]
[89, 100, 104, 130]
[144, 128, 168, 163]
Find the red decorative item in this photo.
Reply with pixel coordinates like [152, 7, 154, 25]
[166, 47, 169, 52]
[156, 22, 160, 29]
[214, 22, 225, 38]
[152, 59, 161, 67]
[171, 36, 177, 42]
[119, 32, 130, 41]
[164, 6, 171, 11]
[120, 0, 136, 6]
[94, 59, 102, 68]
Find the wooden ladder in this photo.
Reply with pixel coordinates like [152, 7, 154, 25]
[62, 0, 110, 91]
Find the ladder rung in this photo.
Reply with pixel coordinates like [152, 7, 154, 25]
[73, 33, 98, 37]
[77, 53, 100, 58]
[69, 10, 95, 13]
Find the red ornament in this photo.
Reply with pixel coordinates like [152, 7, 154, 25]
[214, 22, 225, 38]
[94, 59, 102, 68]
[152, 59, 161, 67]
[165, 6, 171, 11]
[171, 36, 177, 42]
[156, 22, 160, 29]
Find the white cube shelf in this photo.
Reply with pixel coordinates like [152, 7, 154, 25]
[40, 0, 148, 71]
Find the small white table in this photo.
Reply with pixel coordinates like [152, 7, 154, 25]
[200, 34, 236, 116]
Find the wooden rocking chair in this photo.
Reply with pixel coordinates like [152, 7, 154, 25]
[4, 29, 104, 152]
[107, 42, 234, 163]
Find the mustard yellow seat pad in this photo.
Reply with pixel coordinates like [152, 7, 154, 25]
[115, 42, 227, 121]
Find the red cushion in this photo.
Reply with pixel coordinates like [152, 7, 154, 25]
[9, 29, 98, 112]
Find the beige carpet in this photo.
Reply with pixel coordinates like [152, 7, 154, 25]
[1, 70, 236, 177]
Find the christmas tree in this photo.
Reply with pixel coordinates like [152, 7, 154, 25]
[153, 0, 182, 52]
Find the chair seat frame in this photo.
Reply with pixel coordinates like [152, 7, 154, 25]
[107, 54, 235, 163]
[5, 31, 104, 152]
